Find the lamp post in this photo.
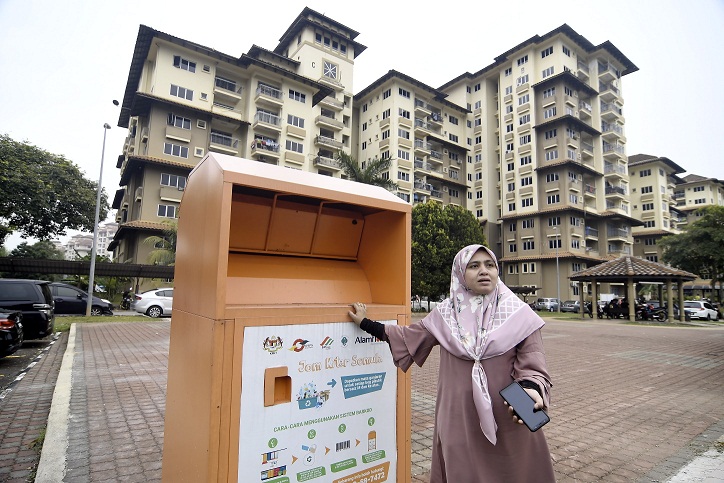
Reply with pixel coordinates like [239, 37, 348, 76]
[554, 226, 560, 312]
[86, 122, 112, 316]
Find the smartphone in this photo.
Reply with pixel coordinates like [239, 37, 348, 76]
[499, 381, 550, 432]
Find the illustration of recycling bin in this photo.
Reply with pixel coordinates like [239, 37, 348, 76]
[161, 152, 412, 483]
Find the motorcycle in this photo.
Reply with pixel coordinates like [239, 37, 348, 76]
[638, 304, 667, 321]
[120, 291, 133, 310]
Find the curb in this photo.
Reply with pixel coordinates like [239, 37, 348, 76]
[35, 323, 76, 482]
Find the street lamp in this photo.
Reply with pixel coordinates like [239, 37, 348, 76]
[554, 226, 560, 312]
[86, 122, 112, 316]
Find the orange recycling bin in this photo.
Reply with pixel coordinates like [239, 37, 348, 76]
[161, 153, 412, 483]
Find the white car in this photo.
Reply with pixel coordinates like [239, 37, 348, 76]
[683, 300, 719, 320]
[132, 288, 173, 318]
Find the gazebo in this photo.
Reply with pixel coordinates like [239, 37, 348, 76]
[569, 256, 697, 321]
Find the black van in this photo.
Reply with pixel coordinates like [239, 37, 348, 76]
[0, 279, 55, 339]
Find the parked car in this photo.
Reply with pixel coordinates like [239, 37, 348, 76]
[560, 300, 580, 313]
[49, 282, 114, 316]
[683, 300, 719, 320]
[534, 298, 560, 312]
[132, 288, 173, 318]
[0, 308, 23, 358]
[0, 279, 55, 339]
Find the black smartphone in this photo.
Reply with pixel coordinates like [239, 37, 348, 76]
[499, 381, 550, 432]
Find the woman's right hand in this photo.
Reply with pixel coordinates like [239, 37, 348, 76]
[348, 302, 367, 326]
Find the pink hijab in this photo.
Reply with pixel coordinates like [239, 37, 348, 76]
[420, 244, 545, 444]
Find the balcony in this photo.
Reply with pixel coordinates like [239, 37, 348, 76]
[605, 185, 627, 198]
[414, 118, 441, 135]
[209, 132, 238, 155]
[318, 96, 344, 111]
[213, 77, 242, 103]
[606, 201, 629, 214]
[602, 142, 625, 160]
[430, 189, 443, 199]
[318, 74, 344, 91]
[314, 135, 343, 150]
[599, 81, 620, 102]
[255, 85, 284, 107]
[578, 101, 592, 119]
[312, 155, 341, 171]
[427, 111, 443, 126]
[414, 139, 432, 154]
[413, 181, 433, 192]
[253, 111, 282, 133]
[601, 102, 623, 122]
[315, 114, 344, 130]
[577, 60, 589, 79]
[250, 138, 280, 157]
[584, 183, 597, 197]
[414, 99, 431, 115]
[211, 102, 243, 121]
[598, 61, 620, 83]
[604, 162, 627, 178]
[601, 122, 625, 143]
[585, 226, 599, 238]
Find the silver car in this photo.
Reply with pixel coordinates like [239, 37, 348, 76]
[132, 288, 173, 318]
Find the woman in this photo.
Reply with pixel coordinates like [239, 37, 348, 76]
[348, 244, 555, 482]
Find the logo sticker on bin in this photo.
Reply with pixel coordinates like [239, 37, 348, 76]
[340, 373, 386, 399]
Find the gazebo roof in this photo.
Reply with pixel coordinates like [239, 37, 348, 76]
[570, 256, 697, 282]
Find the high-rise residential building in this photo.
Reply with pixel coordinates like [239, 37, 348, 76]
[627, 154, 687, 263]
[111, 9, 657, 299]
[64, 222, 119, 260]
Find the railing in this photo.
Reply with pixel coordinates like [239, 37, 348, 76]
[320, 96, 344, 109]
[605, 201, 629, 213]
[414, 181, 433, 191]
[414, 139, 432, 151]
[215, 77, 241, 93]
[601, 102, 622, 116]
[430, 190, 442, 198]
[605, 185, 627, 196]
[256, 84, 282, 99]
[598, 62, 621, 78]
[599, 82, 620, 96]
[251, 139, 280, 152]
[585, 227, 599, 237]
[607, 227, 629, 238]
[602, 122, 624, 135]
[579, 101, 592, 112]
[584, 184, 596, 195]
[315, 135, 343, 149]
[211, 132, 233, 147]
[429, 150, 442, 160]
[255, 111, 281, 126]
[577, 60, 589, 73]
[581, 141, 594, 152]
[313, 156, 339, 169]
[602, 142, 625, 155]
[414, 118, 439, 132]
[414, 99, 430, 111]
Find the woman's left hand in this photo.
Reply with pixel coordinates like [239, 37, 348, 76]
[504, 388, 544, 425]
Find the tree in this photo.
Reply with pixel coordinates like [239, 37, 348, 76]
[0, 134, 109, 246]
[411, 201, 486, 307]
[143, 219, 178, 266]
[335, 151, 398, 190]
[659, 205, 724, 302]
[4, 240, 64, 280]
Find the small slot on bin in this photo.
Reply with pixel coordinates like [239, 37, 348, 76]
[264, 366, 291, 407]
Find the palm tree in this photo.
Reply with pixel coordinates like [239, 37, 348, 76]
[143, 218, 177, 266]
[335, 151, 398, 190]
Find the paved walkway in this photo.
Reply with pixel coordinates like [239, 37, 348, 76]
[1, 316, 723, 482]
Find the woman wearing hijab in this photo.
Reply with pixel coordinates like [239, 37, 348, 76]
[348, 244, 555, 483]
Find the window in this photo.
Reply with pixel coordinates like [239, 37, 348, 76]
[548, 216, 561, 226]
[505, 85, 513, 95]
[399, 108, 411, 119]
[519, 114, 530, 125]
[163, 142, 189, 158]
[167, 113, 191, 129]
[545, 129, 557, 140]
[520, 155, 531, 166]
[508, 202, 516, 211]
[476, 209, 483, 217]
[211, 129, 233, 146]
[287, 114, 305, 128]
[521, 176, 533, 186]
[449, 189, 459, 198]
[518, 94, 530, 105]
[569, 194, 579, 204]
[361, 141, 367, 150]
[545, 150, 559, 161]
[693, 186, 705, 192]
[362, 122, 367, 131]
[158, 204, 178, 218]
[508, 264, 519, 274]
[449, 134, 459, 142]
[519, 134, 531, 145]
[398, 128, 410, 139]
[285, 140, 303, 153]
[643, 220, 656, 228]
[161, 173, 187, 189]
[544, 107, 557, 119]
[507, 182, 515, 192]
[323, 61, 338, 80]
[506, 143, 514, 153]
[541, 46, 553, 58]
[516, 74, 529, 86]
[547, 194, 560, 204]
[642, 203, 654, 211]
[474, 83, 481, 92]
[397, 192, 410, 202]
[475, 100, 483, 110]
[398, 149, 410, 161]
[562, 45, 571, 56]
[397, 170, 410, 181]
[564, 86, 574, 97]
[521, 197, 533, 207]
[382, 88, 391, 99]
[382, 130, 390, 140]
[543, 87, 556, 99]
[173, 56, 196, 72]
[509, 244, 517, 253]
[476, 190, 483, 199]
[215, 76, 237, 92]
[523, 240, 535, 250]
[517, 55, 528, 66]
[506, 123, 514, 133]
[382, 108, 391, 119]
[522, 219, 535, 229]
[507, 162, 515, 171]
[640, 169, 652, 177]
[399, 88, 411, 98]
[570, 216, 581, 226]
[170, 84, 193, 101]
[449, 115, 459, 125]
[288, 89, 306, 103]
[645, 255, 659, 262]
[549, 239, 562, 249]
[504, 67, 512, 76]
[542, 66, 555, 78]
[546, 173, 559, 182]
[509, 222, 517, 232]
[644, 238, 656, 246]
[641, 186, 653, 194]
[505, 105, 513, 114]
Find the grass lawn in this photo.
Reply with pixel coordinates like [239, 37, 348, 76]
[53, 315, 155, 333]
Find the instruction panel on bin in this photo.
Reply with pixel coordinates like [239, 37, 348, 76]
[240, 321, 397, 483]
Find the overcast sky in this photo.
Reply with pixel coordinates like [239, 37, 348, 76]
[1, 0, 723, 250]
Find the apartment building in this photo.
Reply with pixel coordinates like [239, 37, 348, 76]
[627, 154, 687, 262]
[110, 9, 649, 299]
[673, 174, 724, 222]
[437, 25, 639, 300]
[109, 7, 364, 264]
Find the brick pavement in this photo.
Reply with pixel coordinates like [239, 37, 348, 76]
[3, 316, 723, 482]
[0, 334, 66, 483]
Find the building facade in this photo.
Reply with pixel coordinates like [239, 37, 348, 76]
[110, 8, 715, 299]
